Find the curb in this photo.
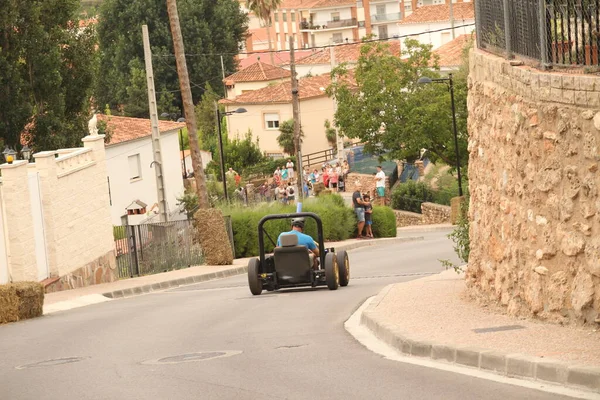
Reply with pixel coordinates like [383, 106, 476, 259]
[359, 285, 600, 394]
[102, 266, 248, 299]
[396, 224, 454, 233]
[101, 236, 423, 300]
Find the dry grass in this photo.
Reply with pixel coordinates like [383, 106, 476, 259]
[193, 208, 234, 265]
[0, 282, 44, 324]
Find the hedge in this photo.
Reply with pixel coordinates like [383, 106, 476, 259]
[224, 193, 397, 258]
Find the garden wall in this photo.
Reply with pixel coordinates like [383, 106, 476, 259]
[421, 203, 451, 225]
[467, 49, 600, 325]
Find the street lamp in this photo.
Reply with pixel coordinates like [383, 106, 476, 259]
[21, 145, 32, 162]
[2, 146, 16, 164]
[417, 73, 463, 197]
[216, 107, 247, 201]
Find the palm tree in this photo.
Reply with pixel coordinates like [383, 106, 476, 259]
[247, 0, 282, 65]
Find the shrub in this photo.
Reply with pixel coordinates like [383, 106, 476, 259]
[370, 206, 397, 238]
[224, 194, 355, 258]
[244, 156, 296, 178]
[440, 197, 470, 273]
[391, 181, 435, 213]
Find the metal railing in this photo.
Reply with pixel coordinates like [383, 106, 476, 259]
[476, 0, 600, 67]
[371, 12, 402, 23]
[300, 18, 358, 30]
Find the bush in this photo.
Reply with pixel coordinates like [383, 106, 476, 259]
[223, 193, 355, 258]
[244, 156, 296, 178]
[440, 197, 470, 272]
[391, 181, 435, 213]
[370, 206, 397, 238]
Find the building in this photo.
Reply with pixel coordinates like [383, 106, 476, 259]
[432, 33, 474, 71]
[100, 115, 186, 226]
[398, 2, 475, 50]
[180, 149, 213, 177]
[220, 74, 353, 158]
[224, 61, 291, 99]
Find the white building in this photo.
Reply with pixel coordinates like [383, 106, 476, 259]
[100, 115, 186, 226]
[224, 61, 291, 99]
[398, 2, 475, 50]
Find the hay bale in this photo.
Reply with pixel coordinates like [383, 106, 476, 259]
[0, 282, 44, 324]
[193, 208, 234, 265]
[313, 182, 325, 196]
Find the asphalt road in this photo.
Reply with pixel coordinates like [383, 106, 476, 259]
[0, 231, 576, 400]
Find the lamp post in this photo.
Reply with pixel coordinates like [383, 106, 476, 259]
[21, 145, 32, 162]
[417, 73, 463, 197]
[216, 107, 247, 201]
[2, 146, 17, 164]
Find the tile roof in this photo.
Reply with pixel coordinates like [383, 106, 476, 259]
[224, 61, 291, 84]
[399, 3, 475, 25]
[281, 0, 354, 9]
[220, 73, 354, 105]
[296, 41, 401, 65]
[238, 50, 313, 69]
[433, 34, 474, 67]
[98, 115, 185, 146]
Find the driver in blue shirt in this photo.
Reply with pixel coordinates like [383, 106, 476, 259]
[277, 218, 320, 268]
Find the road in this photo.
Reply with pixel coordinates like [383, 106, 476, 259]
[0, 231, 576, 400]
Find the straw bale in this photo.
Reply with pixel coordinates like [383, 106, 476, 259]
[0, 282, 44, 324]
[193, 208, 234, 265]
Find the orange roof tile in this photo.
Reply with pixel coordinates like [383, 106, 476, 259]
[433, 34, 474, 67]
[224, 61, 291, 83]
[399, 3, 474, 25]
[296, 41, 401, 65]
[220, 73, 355, 105]
[98, 115, 185, 146]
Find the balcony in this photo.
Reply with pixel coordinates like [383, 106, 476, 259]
[300, 18, 358, 31]
[370, 12, 402, 24]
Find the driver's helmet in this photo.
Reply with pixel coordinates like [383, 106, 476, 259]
[291, 217, 305, 229]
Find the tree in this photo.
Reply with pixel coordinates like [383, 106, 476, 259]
[277, 119, 304, 155]
[328, 39, 469, 169]
[246, 0, 281, 65]
[96, 0, 247, 117]
[0, 0, 98, 151]
[194, 84, 220, 156]
[324, 119, 337, 150]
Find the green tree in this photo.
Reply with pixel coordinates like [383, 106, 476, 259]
[0, 0, 98, 151]
[277, 119, 303, 155]
[246, 0, 281, 65]
[194, 84, 220, 155]
[96, 0, 247, 117]
[328, 39, 469, 168]
[324, 119, 337, 150]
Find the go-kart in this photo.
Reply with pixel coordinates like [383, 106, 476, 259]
[247, 212, 350, 295]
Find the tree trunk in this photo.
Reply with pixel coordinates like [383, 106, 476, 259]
[166, 0, 209, 208]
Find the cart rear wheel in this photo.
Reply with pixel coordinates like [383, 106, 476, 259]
[325, 253, 339, 290]
[248, 258, 263, 295]
[337, 250, 350, 287]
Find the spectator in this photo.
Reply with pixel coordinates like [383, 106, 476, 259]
[352, 182, 367, 239]
[234, 172, 242, 187]
[322, 167, 329, 188]
[329, 166, 338, 191]
[375, 165, 386, 205]
[286, 182, 296, 206]
[286, 159, 295, 181]
[363, 193, 374, 238]
[281, 166, 289, 183]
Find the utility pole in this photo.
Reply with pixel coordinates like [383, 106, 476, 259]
[142, 25, 168, 222]
[289, 37, 304, 200]
[449, 0, 455, 39]
[166, 0, 209, 208]
[329, 45, 344, 162]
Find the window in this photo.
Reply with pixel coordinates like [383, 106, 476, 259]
[376, 5, 386, 16]
[291, 12, 296, 22]
[128, 154, 142, 181]
[331, 12, 340, 22]
[282, 12, 287, 22]
[332, 33, 343, 43]
[264, 113, 280, 129]
[274, 12, 278, 22]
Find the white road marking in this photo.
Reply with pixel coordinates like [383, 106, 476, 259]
[345, 297, 599, 400]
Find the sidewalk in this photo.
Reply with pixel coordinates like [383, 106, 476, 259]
[44, 234, 424, 314]
[360, 270, 600, 393]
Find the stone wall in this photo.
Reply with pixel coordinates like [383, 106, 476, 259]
[421, 202, 451, 225]
[394, 210, 423, 227]
[467, 49, 600, 325]
[345, 173, 390, 204]
[0, 135, 117, 289]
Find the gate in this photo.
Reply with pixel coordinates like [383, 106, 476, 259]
[113, 220, 204, 278]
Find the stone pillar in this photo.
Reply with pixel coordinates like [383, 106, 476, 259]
[33, 151, 59, 278]
[0, 160, 37, 281]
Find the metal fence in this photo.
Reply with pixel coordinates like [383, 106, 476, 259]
[476, 0, 600, 67]
[113, 220, 203, 279]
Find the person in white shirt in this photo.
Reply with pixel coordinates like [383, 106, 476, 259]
[375, 165, 386, 205]
[286, 159, 295, 181]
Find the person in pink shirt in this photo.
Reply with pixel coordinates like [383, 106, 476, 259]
[329, 167, 338, 191]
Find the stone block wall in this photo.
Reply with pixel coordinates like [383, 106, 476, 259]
[0, 135, 117, 289]
[345, 173, 390, 203]
[467, 49, 600, 325]
[421, 202, 451, 225]
[394, 210, 423, 227]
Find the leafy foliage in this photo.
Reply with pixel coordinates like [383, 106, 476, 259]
[96, 0, 247, 116]
[244, 156, 296, 178]
[277, 119, 296, 155]
[370, 206, 397, 238]
[440, 198, 470, 273]
[0, 0, 98, 150]
[391, 181, 435, 213]
[328, 38, 469, 168]
[324, 119, 337, 150]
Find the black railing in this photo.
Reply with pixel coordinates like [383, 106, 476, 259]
[302, 148, 336, 169]
[476, 0, 600, 67]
